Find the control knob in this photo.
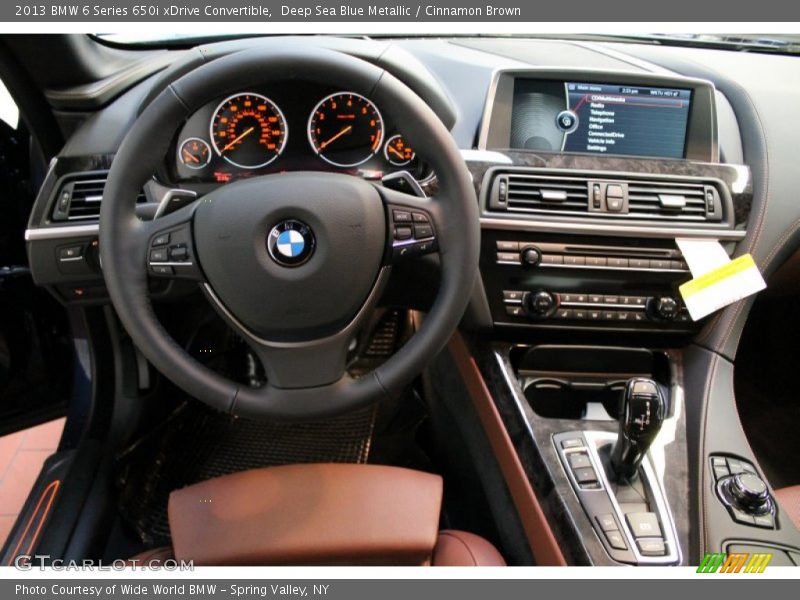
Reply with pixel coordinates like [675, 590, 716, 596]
[524, 290, 557, 318]
[520, 246, 542, 267]
[724, 472, 772, 515]
[648, 296, 680, 321]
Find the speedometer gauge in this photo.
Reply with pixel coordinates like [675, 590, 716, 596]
[210, 93, 287, 169]
[308, 92, 384, 168]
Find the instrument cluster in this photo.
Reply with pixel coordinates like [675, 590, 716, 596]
[170, 81, 425, 184]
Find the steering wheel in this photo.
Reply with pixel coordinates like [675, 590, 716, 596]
[99, 46, 479, 419]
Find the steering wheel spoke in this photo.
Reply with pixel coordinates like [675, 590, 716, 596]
[377, 185, 441, 263]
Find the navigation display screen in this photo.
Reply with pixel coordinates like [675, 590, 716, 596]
[510, 80, 693, 159]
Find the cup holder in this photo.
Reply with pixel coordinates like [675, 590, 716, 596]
[511, 345, 669, 421]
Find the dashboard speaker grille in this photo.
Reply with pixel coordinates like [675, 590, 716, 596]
[52, 172, 146, 221]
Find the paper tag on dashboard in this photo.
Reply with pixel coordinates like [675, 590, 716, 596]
[678, 254, 766, 321]
[675, 238, 731, 277]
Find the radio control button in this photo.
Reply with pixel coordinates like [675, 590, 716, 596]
[607, 257, 629, 268]
[589, 294, 604, 304]
[541, 254, 563, 264]
[496, 240, 519, 251]
[497, 252, 520, 263]
[604, 295, 619, 304]
[563, 255, 586, 266]
[629, 258, 649, 269]
[585, 256, 607, 267]
[649, 259, 671, 270]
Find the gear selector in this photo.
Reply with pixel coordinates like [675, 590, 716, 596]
[611, 378, 666, 481]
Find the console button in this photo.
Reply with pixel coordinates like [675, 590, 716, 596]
[572, 467, 598, 484]
[588, 310, 602, 320]
[606, 196, 624, 212]
[589, 294, 604, 304]
[521, 247, 542, 266]
[605, 530, 628, 550]
[555, 308, 573, 320]
[713, 464, 730, 480]
[573, 310, 587, 320]
[503, 290, 524, 303]
[585, 256, 607, 267]
[726, 458, 747, 475]
[602, 311, 616, 320]
[568, 453, 592, 469]
[505, 306, 524, 317]
[496, 252, 520, 263]
[392, 210, 412, 222]
[151, 265, 174, 276]
[636, 538, 666, 556]
[563, 255, 585, 266]
[629, 258, 649, 269]
[607, 257, 629, 268]
[606, 184, 624, 198]
[671, 260, 688, 271]
[632, 312, 646, 322]
[753, 514, 775, 528]
[626, 512, 662, 539]
[561, 438, 585, 449]
[617, 311, 632, 322]
[58, 245, 83, 260]
[604, 295, 619, 304]
[596, 514, 618, 532]
[649, 259, 671, 270]
[541, 254, 563, 265]
[496, 240, 519, 251]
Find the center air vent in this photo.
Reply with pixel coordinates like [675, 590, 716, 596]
[487, 170, 725, 224]
[52, 173, 146, 222]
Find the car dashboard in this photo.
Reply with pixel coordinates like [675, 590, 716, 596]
[20, 34, 800, 566]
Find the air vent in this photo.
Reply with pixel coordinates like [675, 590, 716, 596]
[487, 170, 724, 223]
[52, 173, 146, 222]
[626, 181, 718, 221]
[499, 174, 590, 216]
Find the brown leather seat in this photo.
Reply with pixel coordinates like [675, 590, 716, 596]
[775, 485, 800, 530]
[129, 464, 505, 567]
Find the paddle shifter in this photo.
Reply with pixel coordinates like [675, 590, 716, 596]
[610, 378, 666, 481]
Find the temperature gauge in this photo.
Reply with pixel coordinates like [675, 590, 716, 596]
[178, 138, 211, 170]
[384, 134, 415, 167]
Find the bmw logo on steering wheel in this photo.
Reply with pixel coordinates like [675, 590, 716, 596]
[267, 219, 316, 267]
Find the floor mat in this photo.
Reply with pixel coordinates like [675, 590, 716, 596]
[116, 402, 376, 547]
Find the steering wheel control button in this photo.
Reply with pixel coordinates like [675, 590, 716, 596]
[150, 248, 168, 262]
[152, 265, 174, 276]
[267, 220, 316, 267]
[152, 233, 170, 247]
[169, 246, 189, 261]
[389, 204, 438, 260]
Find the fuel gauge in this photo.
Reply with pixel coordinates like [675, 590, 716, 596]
[384, 134, 415, 167]
[178, 138, 212, 170]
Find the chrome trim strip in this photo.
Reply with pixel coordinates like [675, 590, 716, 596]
[495, 261, 691, 274]
[25, 224, 99, 241]
[481, 216, 746, 240]
[149, 262, 195, 267]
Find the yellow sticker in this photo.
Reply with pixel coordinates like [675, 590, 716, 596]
[679, 254, 757, 298]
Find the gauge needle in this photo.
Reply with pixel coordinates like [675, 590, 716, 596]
[183, 150, 200, 163]
[319, 125, 352, 150]
[388, 145, 406, 159]
[221, 126, 255, 153]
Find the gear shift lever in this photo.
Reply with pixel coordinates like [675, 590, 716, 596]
[610, 378, 666, 481]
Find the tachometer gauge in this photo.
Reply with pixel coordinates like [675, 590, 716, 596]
[308, 92, 384, 168]
[210, 93, 287, 169]
[177, 137, 211, 170]
[383, 134, 415, 167]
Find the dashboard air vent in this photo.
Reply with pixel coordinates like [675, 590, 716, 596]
[52, 173, 146, 222]
[503, 174, 590, 216]
[487, 170, 724, 223]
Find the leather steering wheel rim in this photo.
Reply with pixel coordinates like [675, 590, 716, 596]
[100, 45, 479, 419]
